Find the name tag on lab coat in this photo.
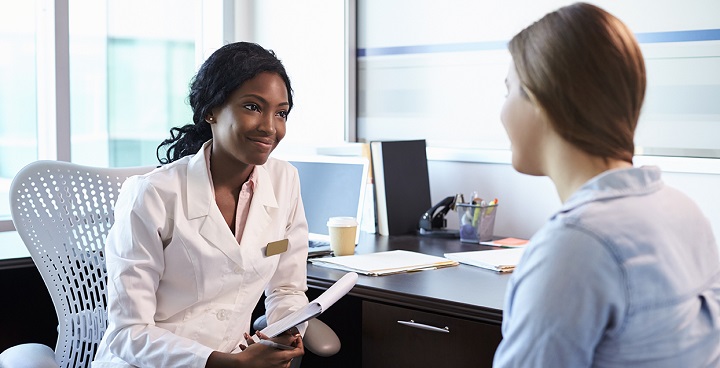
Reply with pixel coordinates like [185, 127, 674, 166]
[266, 239, 289, 256]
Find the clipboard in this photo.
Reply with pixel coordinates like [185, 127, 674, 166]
[233, 271, 359, 352]
[444, 248, 525, 273]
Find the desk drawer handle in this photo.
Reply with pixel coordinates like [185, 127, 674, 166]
[397, 320, 450, 333]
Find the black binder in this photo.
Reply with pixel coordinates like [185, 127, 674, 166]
[370, 139, 432, 236]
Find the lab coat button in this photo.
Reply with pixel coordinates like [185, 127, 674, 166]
[217, 309, 228, 320]
[233, 266, 242, 274]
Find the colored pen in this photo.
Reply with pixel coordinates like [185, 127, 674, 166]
[485, 198, 498, 215]
[471, 192, 482, 226]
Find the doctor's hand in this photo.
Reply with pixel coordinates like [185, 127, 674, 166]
[274, 327, 301, 346]
[206, 331, 304, 368]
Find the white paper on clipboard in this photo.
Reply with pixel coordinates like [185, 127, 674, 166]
[250, 271, 358, 342]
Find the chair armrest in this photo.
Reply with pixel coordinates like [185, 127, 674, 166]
[252, 315, 341, 357]
[0, 343, 58, 368]
[252, 314, 268, 331]
[304, 318, 341, 357]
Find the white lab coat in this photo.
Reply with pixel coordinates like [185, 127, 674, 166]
[93, 142, 309, 367]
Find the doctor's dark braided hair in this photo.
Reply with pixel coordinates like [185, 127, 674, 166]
[156, 42, 293, 164]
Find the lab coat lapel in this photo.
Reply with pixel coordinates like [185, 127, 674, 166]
[239, 165, 279, 250]
[186, 142, 245, 267]
[187, 141, 214, 221]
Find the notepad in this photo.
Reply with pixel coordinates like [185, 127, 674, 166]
[309, 250, 458, 276]
[479, 237, 529, 248]
[444, 248, 525, 273]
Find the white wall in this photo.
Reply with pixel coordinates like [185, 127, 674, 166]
[428, 160, 720, 245]
[428, 161, 558, 240]
[233, 0, 347, 154]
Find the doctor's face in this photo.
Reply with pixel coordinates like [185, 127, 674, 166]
[500, 62, 547, 176]
[209, 72, 289, 166]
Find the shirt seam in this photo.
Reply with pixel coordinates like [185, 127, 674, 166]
[561, 222, 631, 337]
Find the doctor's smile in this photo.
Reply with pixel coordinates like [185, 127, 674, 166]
[247, 136, 277, 151]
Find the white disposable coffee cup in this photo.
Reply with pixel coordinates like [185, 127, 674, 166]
[326, 217, 358, 256]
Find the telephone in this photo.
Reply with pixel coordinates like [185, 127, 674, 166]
[418, 196, 460, 238]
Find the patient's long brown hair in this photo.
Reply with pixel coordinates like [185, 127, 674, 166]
[508, 2, 645, 164]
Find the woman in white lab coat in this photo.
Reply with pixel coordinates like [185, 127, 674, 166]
[93, 42, 309, 368]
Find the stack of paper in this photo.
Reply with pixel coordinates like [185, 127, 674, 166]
[444, 248, 525, 273]
[309, 250, 458, 276]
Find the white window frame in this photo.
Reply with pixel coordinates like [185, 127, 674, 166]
[0, 0, 226, 234]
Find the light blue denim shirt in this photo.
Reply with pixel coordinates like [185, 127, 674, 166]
[493, 166, 720, 367]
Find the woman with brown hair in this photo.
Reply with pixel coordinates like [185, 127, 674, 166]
[494, 3, 720, 367]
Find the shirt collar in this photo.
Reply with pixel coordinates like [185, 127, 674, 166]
[558, 166, 664, 215]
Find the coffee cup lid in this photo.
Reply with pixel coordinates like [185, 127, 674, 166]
[327, 217, 358, 227]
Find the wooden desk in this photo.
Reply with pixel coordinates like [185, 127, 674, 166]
[1, 233, 511, 366]
[303, 233, 511, 368]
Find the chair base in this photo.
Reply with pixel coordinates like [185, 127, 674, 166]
[0, 343, 58, 368]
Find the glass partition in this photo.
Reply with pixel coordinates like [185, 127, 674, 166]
[69, 0, 195, 168]
[0, 2, 37, 222]
[357, 0, 720, 160]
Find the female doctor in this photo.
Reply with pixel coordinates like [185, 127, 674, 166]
[93, 42, 308, 368]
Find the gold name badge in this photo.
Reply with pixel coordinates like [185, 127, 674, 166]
[266, 239, 289, 256]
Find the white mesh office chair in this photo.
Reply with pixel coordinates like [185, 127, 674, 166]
[0, 160, 340, 368]
[0, 160, 154, 368]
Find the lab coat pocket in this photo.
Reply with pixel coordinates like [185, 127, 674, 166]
[179, 302, 245, 351]
[155, 238, 201, 318]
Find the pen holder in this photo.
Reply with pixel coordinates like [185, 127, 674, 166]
[456, 203, 498, 243]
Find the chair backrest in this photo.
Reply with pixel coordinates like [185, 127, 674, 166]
[9, 160, 154, 368]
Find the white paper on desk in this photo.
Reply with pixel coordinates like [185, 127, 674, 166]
[444, 248, 525, 273]
[308, 250, 458, 276]
[249, 271, 358, 343]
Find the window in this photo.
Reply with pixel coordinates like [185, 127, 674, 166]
[0, 0, 206, 256]
[69, 0, 196, 168]
[0, 0, 353, 257]
[357, 0, 720, 162]
[0, 1, 37, 225]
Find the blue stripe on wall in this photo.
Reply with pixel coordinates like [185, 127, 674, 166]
[358, 41, 508, 57]
[358, 29, 720, 57]
[634, 29, 720, 43]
